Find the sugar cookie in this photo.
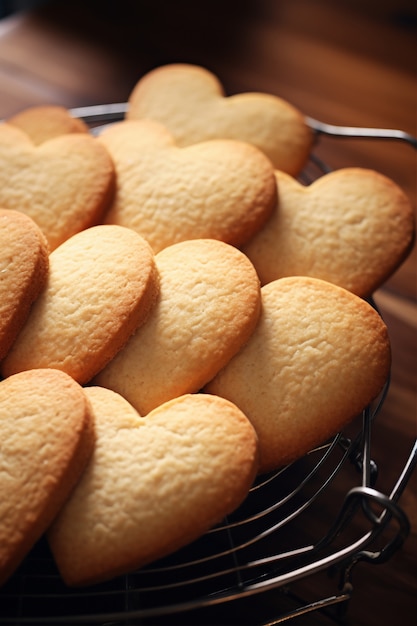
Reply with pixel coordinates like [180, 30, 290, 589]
[94, 238, 261, 414]
[48, 388, 258, 586]
[7, 105, 89, 145]
[243, 168, 415, 296]
[0, 122, 115, 250]
[1, 225, 159, 384]
[127, 63, 313, 175]
[206, 276, 391, 474]
[99, 118, 277, 253]
[0, 369, 95, 585]
[0, 209, 49, 362]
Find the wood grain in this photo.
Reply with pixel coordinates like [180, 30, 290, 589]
[0, 1, 415, 623]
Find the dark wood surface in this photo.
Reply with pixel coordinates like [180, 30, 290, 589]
[0, 1, 415, 624]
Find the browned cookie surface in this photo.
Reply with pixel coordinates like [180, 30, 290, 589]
[1, 225, 160, 384]
[0, 368, 95, 585]
[0, 123, 115, 250]
[127, 63, 313, 175]
[49, 388, 258, 587]
[0, 209, 49, 362]
[243, 168, 415, 297]
[94, 238, 261, 414]
[99, 118, 277, 253]
[7, 105, 89, 145]
[206, 276, 391, 473]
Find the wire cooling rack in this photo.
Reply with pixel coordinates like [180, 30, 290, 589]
[1, 107, 416, 625]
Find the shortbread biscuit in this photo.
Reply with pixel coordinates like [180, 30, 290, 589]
[206, 277, 391, 474]
[1, 225, 159, 384]
[0, 122, 115, 250]
[127, 63, 313, 175]
[243, 169, 415, 296]
[0, 369, 95, 586]
[99, 118, 277, 253]
[0, 209, 49, 362]
[7, 105, 89, 145]
[94, 239, 261, 414]
[48, 388, 258, 586]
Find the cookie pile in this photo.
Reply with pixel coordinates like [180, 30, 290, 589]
[0, 63, 414, 587]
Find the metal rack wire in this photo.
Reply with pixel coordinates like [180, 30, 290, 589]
[0, 107, 416, 625]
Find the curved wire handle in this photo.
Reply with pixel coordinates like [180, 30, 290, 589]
[67, 104, 417, 150]
[69, 102, 417, 577]
[1, 104, 411, 626]
[306, 117, 417, 148]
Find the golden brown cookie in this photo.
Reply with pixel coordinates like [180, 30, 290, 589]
[0, 122, 115, 250]
[94, 238, 261, 414]
[205, 276, 391, 474]
[7, 105, 89, 145]
[99, 118, 277, 253]
[0, 369, 95, 586]
[1, 225, 160, 384]
[48, 387, 258, 586]
[243, 168, 415, 296]
[0, 209, 49, 362]
[127, 63, 313, 175]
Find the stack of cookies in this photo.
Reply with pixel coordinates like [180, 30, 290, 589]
[0, 64, 414, 588]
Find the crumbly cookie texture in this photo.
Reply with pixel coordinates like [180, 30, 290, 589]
[243, 168, 415, 297]
[94, 238, 261, 414]
[1, 225, 160, 384]
[0, 209, 49, 362]
[205, 276, 391, 474]
[7, 105, 89, 145]
[1, 85, 408, 588]
[0, 122, 115, 250]
[127, 63, 313, 176]
[48, 388, 259, 587]
[0, 369, 95, 586]
[99, 118, 277, 253]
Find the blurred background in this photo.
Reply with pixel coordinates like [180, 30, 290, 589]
[1, 0, 415, 283]
[0, 1, 415, 624]
[0, 0, 41, 18]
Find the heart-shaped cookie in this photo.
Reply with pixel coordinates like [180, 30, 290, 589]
[98, 118, 277, 253]
[0, 122, 115, 250]
[48, 387, 258, 586]
[1, 225, 160, 384]
[0, 369, 95, 585]
[7, 105, 89, 145]
[243, 168, 415, 297]
[0, 209, 49, 362]
[127, 63, 313, 176]
[94, 238, 261, 414]
[205, 276, 391, 474]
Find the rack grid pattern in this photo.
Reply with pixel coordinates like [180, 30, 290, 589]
[1, 108, 416, 625]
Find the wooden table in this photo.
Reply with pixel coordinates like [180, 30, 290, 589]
[0, 1, 415, 624]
